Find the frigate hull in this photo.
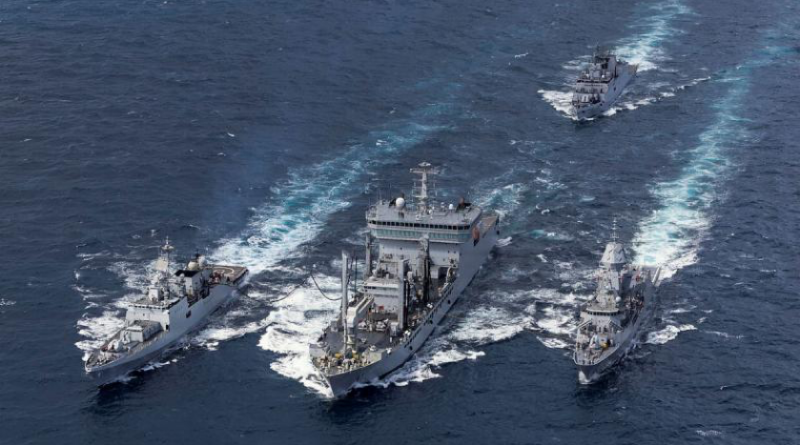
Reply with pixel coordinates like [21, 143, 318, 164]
[86, 284, 242, 386]
[574, 69, 635, 120]
[576, 269, 657, 385]
[323, 227, 498, 397]
[86, 342, 176, 385]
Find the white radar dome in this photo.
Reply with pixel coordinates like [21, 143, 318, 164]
[396, 197, 405, 208]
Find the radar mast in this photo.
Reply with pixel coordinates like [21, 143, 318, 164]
[410, 162, 438, 213]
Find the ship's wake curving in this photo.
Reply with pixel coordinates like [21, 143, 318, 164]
[632, 73, 751, 279]
[627, 75, 747, 342]
[630, 31, 796, 342]
[607, 76, 711, 115]
[210, 107, 456, 275]
[613, 0, 691, 73]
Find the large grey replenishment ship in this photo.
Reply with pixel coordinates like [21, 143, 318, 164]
[572, 47, 638, 120]
[574, 225, 659, 384]
[310, 162, 499, 397]
[84, 239, 248, 385]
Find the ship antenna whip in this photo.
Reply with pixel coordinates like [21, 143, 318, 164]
[162, 236, 175, 282]
[611, 217, 618, 243]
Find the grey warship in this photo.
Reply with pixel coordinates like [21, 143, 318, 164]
[573, 225, 660, 384]
[310, 162, 499, 397]
[84, 239, 248, 384]
[572, 47, 638, 120]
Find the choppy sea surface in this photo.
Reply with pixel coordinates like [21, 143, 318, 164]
[1, 0, 799, 443]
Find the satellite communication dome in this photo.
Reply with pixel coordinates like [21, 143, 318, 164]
[396, 197, 405, 208]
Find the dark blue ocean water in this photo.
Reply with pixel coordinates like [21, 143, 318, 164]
[1, 0, 799, 443]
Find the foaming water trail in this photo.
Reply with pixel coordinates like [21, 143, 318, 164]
[257, 275, 340, 397]
[366, 306, 531, 389]
[613, 0, 690, 72]
[449, 306, 532, 344]
[377, 284, 594, 388]
[632, 31, 795, 345]
[633, 35, 796, 274]
[360, 337, 485, 390]
[611, 76, 711, 114]
[378, 287, 591, 389]
[537, 89, 575, 120]
[646, 324, 696, 345]
[632, 75, 750, 278]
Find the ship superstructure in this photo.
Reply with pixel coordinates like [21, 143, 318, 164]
[310, 162, 499, 397]
[571, 47, 638, 120]
[573, 224, 659, 384]
[85, 239, 248, 384]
